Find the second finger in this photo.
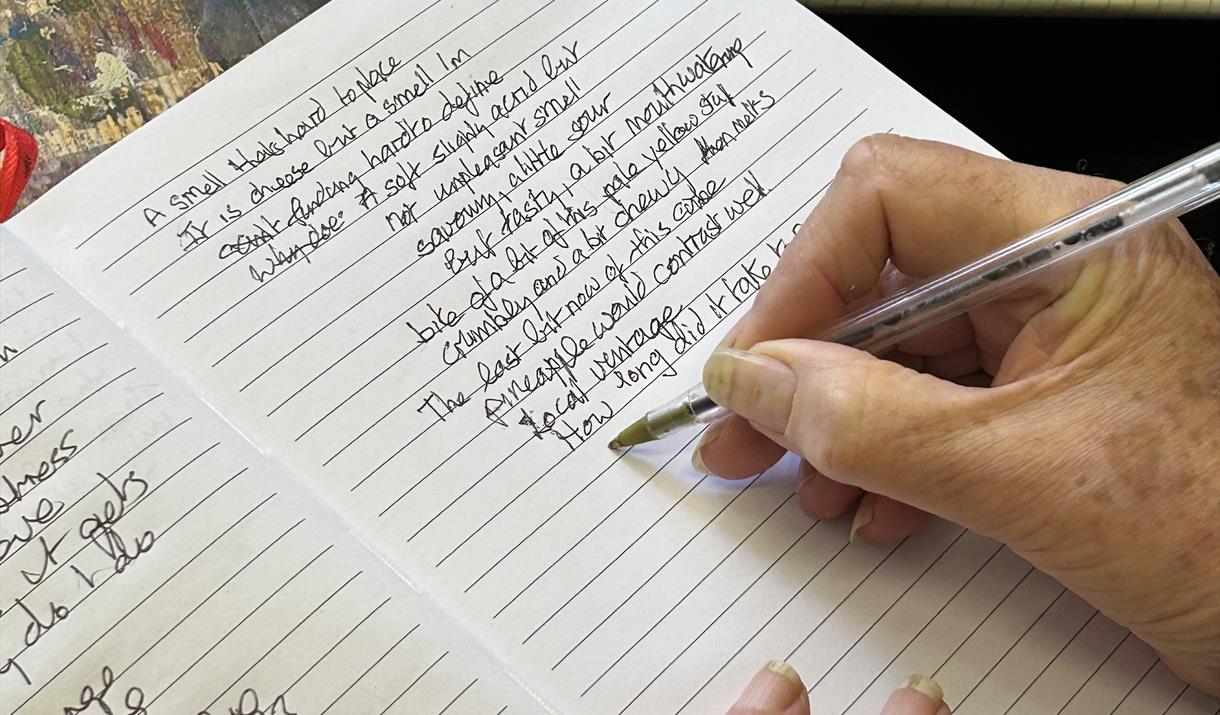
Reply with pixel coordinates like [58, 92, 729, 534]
[693, 415, 786, 478]
[797, 463, 862, 519]
[851, 493, 929, 543]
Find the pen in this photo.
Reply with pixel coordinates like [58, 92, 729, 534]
[609, 141, 1220, 449]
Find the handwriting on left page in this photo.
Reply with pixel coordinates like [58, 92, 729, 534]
[0, 239, 543, 714]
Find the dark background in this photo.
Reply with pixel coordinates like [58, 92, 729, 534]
[822, 14, 1220, 271]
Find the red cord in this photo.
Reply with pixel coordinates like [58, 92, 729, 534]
[0, 119, 39, 222]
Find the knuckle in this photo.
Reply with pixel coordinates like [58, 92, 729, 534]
[838, 133, 951, 196]
[1088, 175, 1126, 195]
[838, 133, 904, 180]
[1019, 170, 1125, 225]
[1066, 175, 1126, 208]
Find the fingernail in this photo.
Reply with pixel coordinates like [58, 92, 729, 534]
[691, 420, 726, 475]
[850, 493, 876, 543]
[881, 674, 945, 715]
[703, 348, 796, 434]
[732, 660, 805, 711]
[900, 674, 943, 702]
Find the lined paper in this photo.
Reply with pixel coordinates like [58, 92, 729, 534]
[6, 0, 1218, 712]
[800, 0, 1219, 17]
[0, 238, 542, 713]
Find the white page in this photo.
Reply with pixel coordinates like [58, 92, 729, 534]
[8, 0, 1218, 712]
[0, 237, 544, 713]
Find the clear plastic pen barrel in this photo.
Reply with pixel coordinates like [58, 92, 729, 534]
[654, 142, 1219, 431]
[645, 384, 731, 440]
[822, 141, 1220, 354]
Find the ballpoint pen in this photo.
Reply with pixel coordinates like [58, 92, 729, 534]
[608, 141, 1220, 449]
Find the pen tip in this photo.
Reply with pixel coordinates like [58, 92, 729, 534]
[608, 417, 654, 449]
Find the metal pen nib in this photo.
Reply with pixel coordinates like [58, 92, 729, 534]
[606, 418, 653, 449]
[608, 383, 729, 449]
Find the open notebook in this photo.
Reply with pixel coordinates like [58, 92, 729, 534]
[1, 1, 1215, 713]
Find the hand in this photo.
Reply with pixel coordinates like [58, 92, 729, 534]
[695, 135, 1220, 694]
[725, 661, 947, 714]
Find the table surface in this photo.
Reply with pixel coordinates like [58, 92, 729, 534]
[1, 0, 327, 211]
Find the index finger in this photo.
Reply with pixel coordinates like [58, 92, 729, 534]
[728, 134, 1110, 349]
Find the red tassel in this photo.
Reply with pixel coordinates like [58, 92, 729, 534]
[0, 119, 39, 222]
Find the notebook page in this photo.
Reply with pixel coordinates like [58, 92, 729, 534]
[0, 237, 545, 714]
[800, 0, 1220, 16]
[9, 0, 1217, 712]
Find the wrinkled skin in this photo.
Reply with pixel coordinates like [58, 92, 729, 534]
[698, 135, 1220, 697]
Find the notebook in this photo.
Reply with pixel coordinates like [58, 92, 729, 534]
[2, 0, 1215, 713]
[801, 0, 1219, 16]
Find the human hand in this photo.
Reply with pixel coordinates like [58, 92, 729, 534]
[695, 135, 1220, 694]
[725, 661, 947, 714]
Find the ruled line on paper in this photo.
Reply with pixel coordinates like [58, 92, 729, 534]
[1110, 659, 1161, 714]
[617, 517, 821, 713]
[438, 677, 480, 714]
[541, 475, 760, 653]
[131, 0, 561, 304]
[805, 530, 974, 692]
[368, 87, 849, 522]
[0, 267, 29, 284]
[998, 610, 1102, 713]
[0, 293, 53, 326]
[930, 567, 1037, 680]
[0, 318, 82, 375]
[75, 0, 450, 252]
[377, 649, 448, 715]
[11, 491, 277, 710]
[261, 23, 762, 439]
[279, 595, 395, 698]
[318, 627, 417, 715]
[313, 31, 780, 469]
[950, 587, 1071, 709]
[142, 543, 337, 707]
[1055, 633, 1133, 715]
[676, 540, 853, 714]
[99, 0, 473, 274]
[0, 343, 110, 419]
[1161, 683, 1190, 714]
[4, 403, 179, 516]
[842, 545, 1009, 711]
[3, 407, 183, 565]
[9, 1, 1216, 713]
[578, 493, 797, 695]
[271, 0, 730, 435]
[8, 442, 222, 605]
[200, 569, 363, 710]
[0, 367, 139, 468]
[455, 172, 837, 591]
[206, 0, 629, 371]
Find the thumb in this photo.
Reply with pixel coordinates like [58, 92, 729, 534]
[703, 341, 1017, 523]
